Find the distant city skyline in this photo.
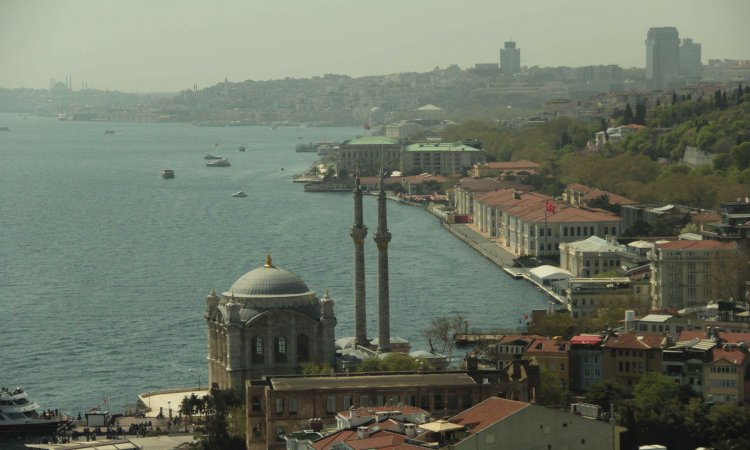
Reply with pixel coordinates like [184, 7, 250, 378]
[1, 0, 748, 93]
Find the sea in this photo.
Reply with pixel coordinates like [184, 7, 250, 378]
[0, 112, 548, 419]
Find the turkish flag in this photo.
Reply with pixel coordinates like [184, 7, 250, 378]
[546, 201, 556, 213]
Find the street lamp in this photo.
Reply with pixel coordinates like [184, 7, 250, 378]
[168, 400, 172, 420]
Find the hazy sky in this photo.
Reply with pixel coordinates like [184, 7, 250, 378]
[1, 0, 748, 92]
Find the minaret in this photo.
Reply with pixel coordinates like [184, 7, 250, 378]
[373, 163, 392, 352]
[350, 169, 368, 346]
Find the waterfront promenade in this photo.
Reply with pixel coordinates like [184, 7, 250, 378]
[441, 222, 517, 267]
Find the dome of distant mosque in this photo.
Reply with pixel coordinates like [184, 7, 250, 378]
[227, 255, 312, 297]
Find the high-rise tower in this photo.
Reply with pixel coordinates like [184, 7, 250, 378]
[645, 27, 680, 89]
[679, 38, 702, 81]
[350, 170, 368, 346]
[373, 166, 392, 352]
[500, 40, 521, 76]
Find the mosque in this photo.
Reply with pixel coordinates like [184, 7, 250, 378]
[205, 170, 414, 392]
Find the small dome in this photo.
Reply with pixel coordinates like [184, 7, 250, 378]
[228, 255, 311, 297]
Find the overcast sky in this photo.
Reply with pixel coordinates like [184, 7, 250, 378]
[1, 0, 748, 93]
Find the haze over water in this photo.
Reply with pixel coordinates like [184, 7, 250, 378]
[0, 113, 548, 415]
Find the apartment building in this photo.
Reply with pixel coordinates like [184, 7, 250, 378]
[650, 240, 737, 309]
[402, 142, 485, 176]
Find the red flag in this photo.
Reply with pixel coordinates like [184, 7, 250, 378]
[546, 201, 556, 214]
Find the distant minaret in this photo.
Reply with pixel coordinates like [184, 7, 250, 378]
[373, 158, 392, 352]
[350, 168, 368, 346]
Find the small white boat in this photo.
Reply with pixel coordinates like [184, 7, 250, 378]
[232, 191, 248, 198]
[206, 158, 231, 167]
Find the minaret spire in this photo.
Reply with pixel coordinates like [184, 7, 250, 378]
[350, 166, 368, 346]
[373, 147, 392, 352]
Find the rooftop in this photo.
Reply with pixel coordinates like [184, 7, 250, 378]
[268, 372, 478, 391]
[449, 397, 529, 435]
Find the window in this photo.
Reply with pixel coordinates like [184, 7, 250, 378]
[448, 393, 459, 410]
[420, 394, 430, 410]
[289, 398, 298, 415]
[252, 337, 264, 363]
[360, 395, 369, 407]
[275, 398, 284, 415]
[326, 396, 336, 414]
[376, 395, 385, 406]
[434, 394, 444, 410]
[275, 336, 287, 362]
[343, 396, 352, 409]
[252, 396, 261, 412]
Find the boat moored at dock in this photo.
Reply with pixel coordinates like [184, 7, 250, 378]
[0, 386, 69, 434]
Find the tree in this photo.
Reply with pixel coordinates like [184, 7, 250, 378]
[528, 312, 578, 339]
[302, 362, 333, 375]
[200, 383, 245, 450]
[623, 103, 634, 125]
[584, 379, 632, 411]
[423, 313, 467, 363]
[706, 403, 750, 450]
[634, 103, 646, 125]
[537, 367, 571, 407]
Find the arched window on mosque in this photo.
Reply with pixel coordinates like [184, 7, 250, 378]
[252, 337, 264, 364]
[297, 334, 309, 362]
[275, 336, 287, 363]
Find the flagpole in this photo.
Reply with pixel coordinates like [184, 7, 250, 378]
[544, 202, 548, 259]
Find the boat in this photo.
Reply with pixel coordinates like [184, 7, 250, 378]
[104, 129, 115, 134]
[238, 146, 246, 152]
[204, 154, 223, 160]
[206, 158, 231, 167]
[161, 169, 175, 179]
[295, 142, 317, 153]
[0, 386, 69, 434]
[232, 191, 248, 198]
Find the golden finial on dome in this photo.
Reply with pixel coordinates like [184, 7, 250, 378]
[264, 252, 275, 268]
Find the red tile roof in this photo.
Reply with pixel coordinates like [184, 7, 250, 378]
[525, 338, 569, 353]
[570, 335, 603, 345]
[565, 183, 637, 206]
[656, 240, 735, 250]
[712, 348, 747, 365]
[449, 397, 529, 434]
[603, 333, 666, 349]
[678, 330, 750, 344]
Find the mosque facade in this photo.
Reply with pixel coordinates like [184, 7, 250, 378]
[207, 167, 400, 393]
[205, 255, 337, 392]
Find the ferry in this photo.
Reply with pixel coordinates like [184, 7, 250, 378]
[206, 158, 231, 167]
[0, 386, 69, 434]
[295, 142, 317, 153]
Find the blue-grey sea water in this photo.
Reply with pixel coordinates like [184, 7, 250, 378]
[0, 112, 548, 417]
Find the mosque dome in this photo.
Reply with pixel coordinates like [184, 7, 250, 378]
[227, 255, 312, 297]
